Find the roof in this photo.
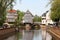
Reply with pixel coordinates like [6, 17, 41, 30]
[25, 10, 33, 17]
[8, 10, 16, 13]
[42, 13, 47, 17]
[42, 10, 49, 17]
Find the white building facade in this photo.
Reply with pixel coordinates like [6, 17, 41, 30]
[6, 10, 18, 23]
[42, 16, 46, 25]
[42, 11, 54, 25]
[22, 10, 34, 24]
[46, 11, 54, 25]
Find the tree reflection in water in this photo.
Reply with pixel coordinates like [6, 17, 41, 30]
[4, 30, 52, 40]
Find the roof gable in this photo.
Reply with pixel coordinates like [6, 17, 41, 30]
[42, 10, 49, 17]
[7, 10, 16, 13]
[25, 10, 33, 17]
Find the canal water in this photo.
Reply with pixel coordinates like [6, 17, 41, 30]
[4, 29, 52, 40]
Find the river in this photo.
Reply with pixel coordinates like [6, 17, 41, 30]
[4, 29, 52, 40]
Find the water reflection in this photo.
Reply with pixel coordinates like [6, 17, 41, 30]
[42, 29, 52, 40]
[33, 30, 42, 40]
[46, 32, 52, 40]
[22, 30, 33, 40]
[18, 30, 52, 40]
[4, 30, 52, 40]
[4, 35, 17, 40]
[42, 29, 46, 40]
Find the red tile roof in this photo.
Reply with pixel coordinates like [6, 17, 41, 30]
[8, 10, 16, 13]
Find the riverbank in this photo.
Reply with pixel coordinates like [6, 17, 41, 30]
[40, 25, 60, 40]
[48, 27, 60, 40]
[0, 28, 16, 40]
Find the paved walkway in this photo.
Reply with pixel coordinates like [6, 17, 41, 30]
[48, 27, 60, 38]
[46, 26, 60, 40]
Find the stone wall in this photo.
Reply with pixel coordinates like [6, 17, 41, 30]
[0, 28, 16, 40]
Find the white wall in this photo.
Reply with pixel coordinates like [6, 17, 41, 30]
[23, 13, 33, 23]
[46, 11, 54, 25]
[42, 11, 54, 25]
[6, 12, 18, 22]
[42, 19, 46, 24]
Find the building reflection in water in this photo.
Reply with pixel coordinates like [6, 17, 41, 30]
[4, 30, 52, 40]
[42, 29, 52, 40]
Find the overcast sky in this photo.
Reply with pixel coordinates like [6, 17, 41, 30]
[13, 0, 51, 16]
